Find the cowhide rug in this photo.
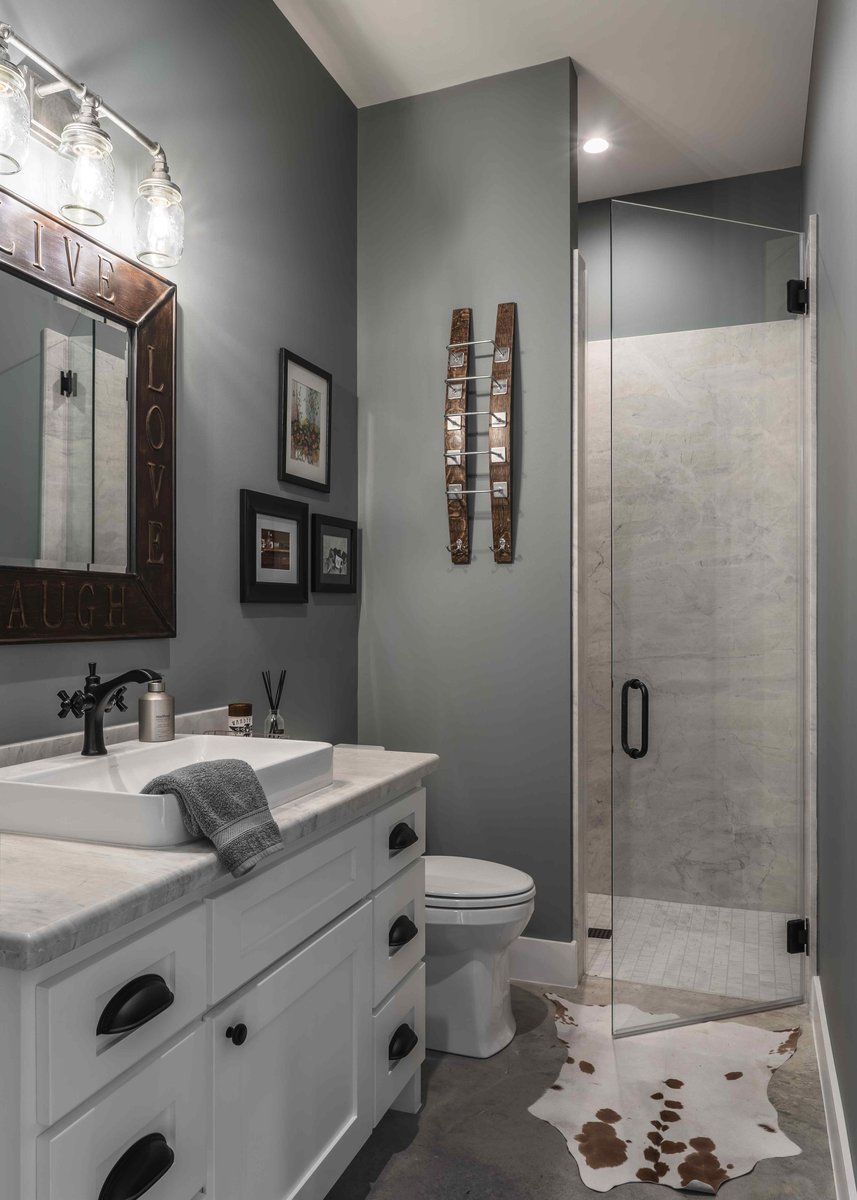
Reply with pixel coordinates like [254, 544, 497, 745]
[529, 997, 801, 1194]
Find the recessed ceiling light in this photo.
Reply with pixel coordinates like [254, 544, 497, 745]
[582, 137, 610, 155]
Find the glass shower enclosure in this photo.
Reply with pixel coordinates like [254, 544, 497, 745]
[609, 201, 806, 1035]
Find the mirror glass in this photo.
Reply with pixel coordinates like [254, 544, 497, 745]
[0, 269, 130, 573]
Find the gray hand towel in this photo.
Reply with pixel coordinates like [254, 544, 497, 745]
[142, 758, 283, 877]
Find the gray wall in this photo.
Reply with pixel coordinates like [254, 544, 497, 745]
[0, 0, 358, 745]
[802, 0, 857, 1170]
[580, 168, 803, 339]
[357, 60, 577, 941]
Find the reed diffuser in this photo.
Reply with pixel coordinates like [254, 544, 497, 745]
[262, 669, 287, 738]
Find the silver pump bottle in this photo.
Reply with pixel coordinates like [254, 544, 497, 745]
[138, 679, 175, 742]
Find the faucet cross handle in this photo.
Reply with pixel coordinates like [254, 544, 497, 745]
[106, 686, 128, 714]
[57, 688, 89, 719]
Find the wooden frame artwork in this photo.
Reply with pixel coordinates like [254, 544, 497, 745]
[0, 185, 176, 644]
[311, 514, 357, 594]
[278, 348, 332, 493]
[240, 490, 309, 604]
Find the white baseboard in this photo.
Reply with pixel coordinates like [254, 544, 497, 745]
[511, 936, 579, 988]
[812, 975, 857, 1200]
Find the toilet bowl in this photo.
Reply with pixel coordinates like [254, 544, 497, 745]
[424, 855, 535, 1058]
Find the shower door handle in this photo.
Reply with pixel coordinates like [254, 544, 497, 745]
[621, 678, 649, 759]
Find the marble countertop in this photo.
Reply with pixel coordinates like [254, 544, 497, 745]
[0, 746, 438, 971]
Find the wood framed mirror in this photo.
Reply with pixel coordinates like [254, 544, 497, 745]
[0, 185, 175, 643]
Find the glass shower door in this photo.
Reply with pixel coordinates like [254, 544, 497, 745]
[610, 201, 806, 1035]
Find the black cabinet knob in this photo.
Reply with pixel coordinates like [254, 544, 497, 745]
[226, 1022, 248, 1045]
[388, 822, 419, 854]
[388, 915, 419, 951]
[98, 1131, 174, 1200]
[96, 974, 174, 1037]
[389, 1022, 419, 1063]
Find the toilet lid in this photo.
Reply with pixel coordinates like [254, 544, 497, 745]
[425, 856, 535, 908]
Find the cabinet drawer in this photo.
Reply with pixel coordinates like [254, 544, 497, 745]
[36, 905, 207, 1127]
[208, 816, 372, 1003]
[373, 859, 425, 1007]
[373, 963, 425, 1125]
[373, 789, 426, 889]
[36, 1024, 206, 1200]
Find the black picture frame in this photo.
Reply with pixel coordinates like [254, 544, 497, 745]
[240, 490, 308, 603]
[312, 514, 357, 594]
[278, 348, 332, 493]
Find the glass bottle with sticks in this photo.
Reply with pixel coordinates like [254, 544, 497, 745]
[262, 669, 286, 738]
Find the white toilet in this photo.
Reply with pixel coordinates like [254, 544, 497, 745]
[424, 855, 535, 1058]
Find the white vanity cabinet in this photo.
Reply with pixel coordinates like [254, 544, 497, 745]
[1, 780, 429, 1200]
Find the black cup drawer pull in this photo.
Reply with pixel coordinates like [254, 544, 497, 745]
[98, 1131, 174, 1200]
[620, 678, 649, 760]
[96, 974, 175, 1037]
[389, 822, 419, 854]
[388, 915, 419, 951]
[389, 1022, 419, 1063]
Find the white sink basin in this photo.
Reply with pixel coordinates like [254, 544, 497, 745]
[0, 735, 333, 847]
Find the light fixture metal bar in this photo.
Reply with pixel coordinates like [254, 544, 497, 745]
[0, 22, 166, 162]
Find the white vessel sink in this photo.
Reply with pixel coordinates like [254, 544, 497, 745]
[0, 735, 333, 847]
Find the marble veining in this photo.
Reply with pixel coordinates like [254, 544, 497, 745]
[0, 745, 438, 970]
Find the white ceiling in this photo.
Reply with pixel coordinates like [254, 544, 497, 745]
[274, 0, 818, 201]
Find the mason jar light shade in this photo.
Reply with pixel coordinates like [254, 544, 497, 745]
[0, 58, 30, 174]
[135, 176, 184, 267]
[57, 121, 114, 226]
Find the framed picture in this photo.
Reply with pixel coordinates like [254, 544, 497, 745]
[278, 348, 332, 493]
[240, 489, 308, 603]
[312, 514, 357, 594]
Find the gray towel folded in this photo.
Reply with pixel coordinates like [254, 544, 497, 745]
[142, 758, 283, 877]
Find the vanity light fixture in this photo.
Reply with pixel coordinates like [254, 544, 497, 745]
[0, 21, 184, 263]
[57, 94, 114, 226]
[0, 32, 29, 174]
[582, 136, 611, 154]
[134, 156, 184, 267]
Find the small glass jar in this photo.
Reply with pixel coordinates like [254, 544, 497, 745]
[57, 121, 115, 226]
[135, 176, 184, 268]
[228, 702, 253, 737]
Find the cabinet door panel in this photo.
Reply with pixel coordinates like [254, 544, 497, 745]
[210, 901, 373, 1200]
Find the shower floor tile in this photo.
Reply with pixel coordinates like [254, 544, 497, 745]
[585, 892, 803, 1003]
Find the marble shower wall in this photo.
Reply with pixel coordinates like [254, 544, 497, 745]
[584, 319, 803, 914]
[582, 337, 612, 898]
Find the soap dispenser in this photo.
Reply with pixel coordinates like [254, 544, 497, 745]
[138, 679, 175, 742]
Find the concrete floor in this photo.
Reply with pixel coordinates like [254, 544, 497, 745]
[326, 976, 835, 1200]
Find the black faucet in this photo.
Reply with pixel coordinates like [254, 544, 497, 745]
[58, 663, 163, 756]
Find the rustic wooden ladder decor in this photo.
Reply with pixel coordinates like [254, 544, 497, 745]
[488, 302, 515, 564]
[444, 307, 472, 564]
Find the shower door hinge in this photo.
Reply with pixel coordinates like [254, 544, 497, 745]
[59, 369, 77, 397]
[787, 278, 808, 315]
[786, 917, 810, 955]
